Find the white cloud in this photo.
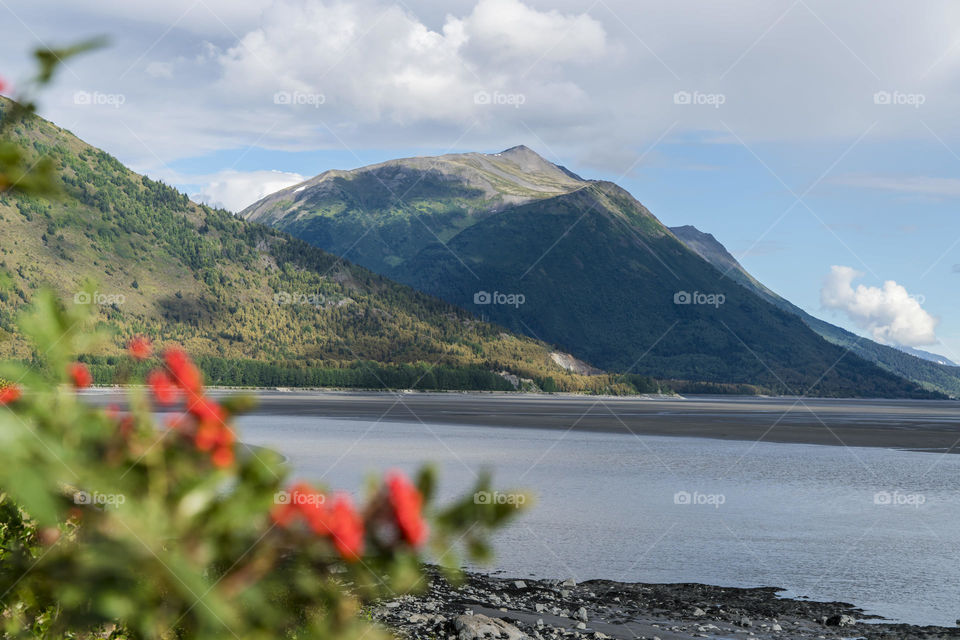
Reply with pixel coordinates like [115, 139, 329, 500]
[213, 0, 608, 129]
[820, 265, 939, 347]
[453, 0, 608, 63]
[12, 0, 960, 173]
[145, 62, 174, 79]
[191, 169, 305, 212]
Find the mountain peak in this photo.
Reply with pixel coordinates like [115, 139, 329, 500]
[487, 145, 585, 182]
[498, 144, 536, 156]
[490, 144, 551, 167]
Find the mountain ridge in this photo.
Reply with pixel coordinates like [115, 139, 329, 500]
[0, 100, 632, 392]
[669, 224, 960, 397]
[243, 147, 941, 398]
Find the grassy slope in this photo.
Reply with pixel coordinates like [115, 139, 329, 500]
[242, 146, 587, 275]
[0, 99, 622, 391]
[670, 225, 960, 398]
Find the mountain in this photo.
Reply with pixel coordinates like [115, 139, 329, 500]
[670, 224, 960, 398]
[243, 147, 939, 398]
[896, 346, 955, 366]
[0, 100, 621, 392]
[243, 145, 586, 275]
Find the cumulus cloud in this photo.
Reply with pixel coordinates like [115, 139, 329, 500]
[10, 0, 960, 173]
[145, 62, 174, 79]
[820, 265, 938, 347]
[454, 0, 608, 63]
[191, 169, 306, 212]
[214, 0, 608, 128]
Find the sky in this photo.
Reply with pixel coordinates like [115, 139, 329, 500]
[1, 0, 959, 359]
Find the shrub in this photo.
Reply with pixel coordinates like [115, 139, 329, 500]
[0, 292, 527, 639]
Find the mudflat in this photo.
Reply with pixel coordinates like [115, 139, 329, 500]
[83, 390, 960, 451]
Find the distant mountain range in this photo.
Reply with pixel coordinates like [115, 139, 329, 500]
[669, 225, 960, 397]
[243, 146, 950, 398]
[0, 100, 613, 392]
[896, 345, 955, 367]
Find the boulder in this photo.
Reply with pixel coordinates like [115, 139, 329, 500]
[453, 614, 529, 640]
[825, 614, 856, 627]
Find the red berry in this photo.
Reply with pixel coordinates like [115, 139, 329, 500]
[211, 445, 234, 468]
[387, 472, 428, 547]
[68, 362, 92, 389]
[163, 347, 202, 393]
[0, 385, 22, 405]
[147, 369, 179, 405]
[127, 336, 152, 360]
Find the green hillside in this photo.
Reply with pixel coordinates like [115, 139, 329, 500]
[244, 148, 940, 398]
[0, 99, 628, 392]
[242, 145, 586, 274]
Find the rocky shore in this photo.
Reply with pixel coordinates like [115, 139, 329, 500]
[372, 568, 960, 640]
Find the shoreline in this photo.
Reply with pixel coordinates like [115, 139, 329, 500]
[374, 567, 959, 640]
[82, 389, 960, 453]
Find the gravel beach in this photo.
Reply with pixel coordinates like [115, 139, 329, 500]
[373, 568, 960, 640]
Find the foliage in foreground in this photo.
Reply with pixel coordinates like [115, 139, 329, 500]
[0, 293, 528, 639]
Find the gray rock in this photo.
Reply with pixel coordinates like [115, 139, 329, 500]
[514, 581, 527, 589]
[738, 616, 752, 627]
[562, 578, 577, 587]
[385, 602, 401, 609]
[535, 604, 546, 613]
[453, 614, 529, 640]
[575, 607, 588, 623]
[691, 607, 706, 617]
[575, 622, 587, 630]
[825, 614, 856, 627]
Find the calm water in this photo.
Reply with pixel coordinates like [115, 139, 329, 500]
[234, 414, 960, 626]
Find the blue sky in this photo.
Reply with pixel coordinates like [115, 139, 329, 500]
[2, 0, 958, 358]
